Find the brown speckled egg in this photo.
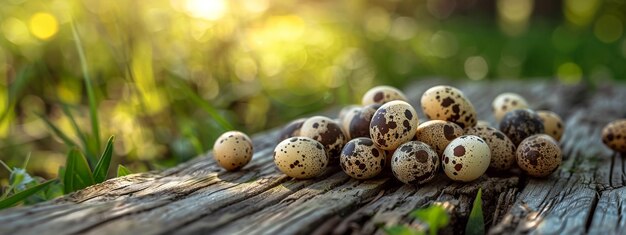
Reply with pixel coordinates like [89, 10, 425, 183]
[442, 135, 490, 182]
[492, 93, 529, 122]
[602, 119, 626, 152]
[499, 109, 544, 146]
[516, 134, 561, 177]
[300, 116, 347, 162]
[277, 118, 307, 142]
[340, 138, 386, 179]
[361, 86, 408, 106]
[339, 106, 361, 139]
[421, 85, 477, 128]
[537, 110, 564, 141]
[348, 104, 382, 139]
[370, 101, 419, 150]
[391, 141, 439, 185]
[273, 137, 328, 179]
[415, 120, 464, 156]
[213, 131, 253, 171]
[465, 126, 516, 171]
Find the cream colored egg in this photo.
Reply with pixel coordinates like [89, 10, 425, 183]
[465, 126, 516, 171]
[273, 137, 328, 179]
[421, 85, 477, 128]
[340, 138, 386, 179]
[300, 116, 347, 162]
[361, 86, 408, 106]
[516, 134, 561, 177]
[492, 93, 529, 122]
[213, 131, 254, 171]
[537, 110, 564, 141]
[415, 120, 464, 156]
[442, 135, 490, 182]
[601, 119, 626, 153]
[391, 141, 439, 185]
[369, 101, 419, 150]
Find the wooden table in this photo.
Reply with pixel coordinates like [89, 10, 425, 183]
[1, 79, 625, 235]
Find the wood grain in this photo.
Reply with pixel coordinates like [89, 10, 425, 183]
[1, 79, 625, 235]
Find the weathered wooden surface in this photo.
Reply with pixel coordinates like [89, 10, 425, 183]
[1, 79, 625, 235]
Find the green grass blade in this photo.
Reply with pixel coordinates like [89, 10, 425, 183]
[410, 205, 449, 235]
[0, 180, 54, 210]
[63, 148, 94, 193]
[167, 76, 233, 130]
[38, 113, 78, 148]
[70, 18, 100, 153]
[0, 160, 11, 173]
[60, 103, 91, 156]
[465, 188, 485, 235]
[116, 164, 131, 177]
[93, 136, 115, 183]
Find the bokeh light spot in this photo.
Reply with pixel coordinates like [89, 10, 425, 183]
[564, 0, 600, 27]
[594, 14, 623, 43]
[184, 0, 228, 20]
[2, 17, 32, 45]
[497, 0, 533, 36]
[557, 62, 582, 84]
[29, 12, 59, 40]
[464, 56, 489, 80]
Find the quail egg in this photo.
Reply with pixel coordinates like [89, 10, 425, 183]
[602, 119, 626, 152]
[537, 110, 564, 141]
[340, 138, 386, 179]
[465, 126, 516, 171]
[273, 137, 328, 179]
[300, 116, 347, 162]
[492, 93, 529, 122]
[361, 85, 408, 106]
[339, 106, 361, 139]
[370, 100, 420, 150]
[213, 131, 254, 171]
[421, 85, 477, 128]
[499, 109, 544, 146]
[415, 120, 464, 156]
[348, 104, 382, 139]
[516, 134, 561, 177]
[391, 141, 439, 185]
[442, 135, 491, 182]
[278, 118, 307, 142]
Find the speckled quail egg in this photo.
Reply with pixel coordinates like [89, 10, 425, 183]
[278, 118, 307, 142]
[465, 126, 516, 171]
[421, 85, 477, 128]
[499, 109, 544, 146]
[492, 93, 529, 122]
[339, 106, 361, 139]
[516, 134, 561, 177]
[300, 116, 347, 162]
[273, 137, 328, 179]
[362, 85, 408, 106]
[370, 100, 420, 150]
[537, 110, 564, 141]
[340, 138, 386, 179]
[602, 119, 626, 152]
[391, 141, 440, 185]
[213, 131, 254, 171]
[415, 120, 464, 156]
[442, 135, 491, 182]
[348, 104, 382, 139]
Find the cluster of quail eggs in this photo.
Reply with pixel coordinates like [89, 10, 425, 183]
[212, 84, 573, 184]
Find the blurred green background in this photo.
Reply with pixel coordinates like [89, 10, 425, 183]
[1, 0, 625, 183]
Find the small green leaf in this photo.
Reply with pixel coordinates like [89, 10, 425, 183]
[38, 113, 78, 148]
[0, 180, 54, 210]
[9, 168, 34, 191]
[466, 188, 485, 235]
[93, 136, 115, 183]
[384, 225, 423, 235]
[117, 164, 132, 177]
[410, 205, 449, 235]
[60, 103, 93, 160]
[63, 148, 94, 194]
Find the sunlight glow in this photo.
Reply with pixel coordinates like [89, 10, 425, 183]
[184, 0, 228, 20]
[29, 12, 59, 40]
